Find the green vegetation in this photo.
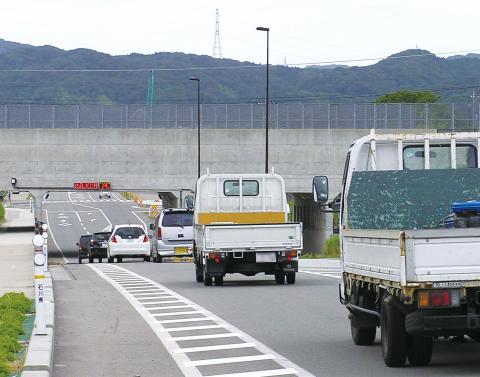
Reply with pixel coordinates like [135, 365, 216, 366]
[121, 192, 133, 200]
[322, 235, 340, 258]
[0, 292, 32, 376]
[376, 90, 440, 103]
[0, 203, 5, 224]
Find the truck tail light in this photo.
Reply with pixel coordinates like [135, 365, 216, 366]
[286, 250, 297, 261]
[418, 290, 460, 308]
[208, 252, 224, 263]
[157, 228, 162, 240]
[143, 235, 149, 243]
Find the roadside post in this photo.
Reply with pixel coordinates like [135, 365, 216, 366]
[42, 223, 49, 272]
[32, 233, 47, 335]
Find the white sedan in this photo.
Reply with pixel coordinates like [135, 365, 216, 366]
[107, 224, 151, 263]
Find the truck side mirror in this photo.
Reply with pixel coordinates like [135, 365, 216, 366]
[184, 195, 194, 210]
[149, 224, 154, 230]
[313, 176, 329, 204]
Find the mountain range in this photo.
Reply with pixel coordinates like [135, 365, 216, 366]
[0, 38, 478, 104]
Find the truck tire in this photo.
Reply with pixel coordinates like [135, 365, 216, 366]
[144, 256, 151, 262]
[407, 336, 433, 366]
[381, 297, 408, 367]
[78, 257, 82, 264]
[89, 256, 94, 263]
[117, 257, 123, 263]
[203, 269, 213, 286]
[350, 317, 376, 345]
[214, 276, 224, 286]
[195, 263, 204, 283]
[275, 272, 285, 285]
[286, 272, 296, 284]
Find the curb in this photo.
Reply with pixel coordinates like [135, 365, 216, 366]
[21, 272, 55, 377]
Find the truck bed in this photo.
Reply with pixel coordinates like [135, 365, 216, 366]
[200, 223, 303, 252]
[342, 228, 480, 285]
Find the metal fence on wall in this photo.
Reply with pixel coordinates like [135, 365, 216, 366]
[1, 102, 479, 130]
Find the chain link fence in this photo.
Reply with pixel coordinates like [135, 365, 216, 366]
[0, 102, 479, 130]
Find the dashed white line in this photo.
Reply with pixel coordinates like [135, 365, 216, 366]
[157, 317, 215, 324]
[186, 354, 277, 367]
[169, 333, 241, 342]
[173, 343, 257, 354]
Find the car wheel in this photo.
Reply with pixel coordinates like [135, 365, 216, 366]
[381, 295, 408, 367]
[286, 272, 296, 284]
[214, 276, 224, 286]
[195, 263, 204, 283]
[275, 272, 285, 285]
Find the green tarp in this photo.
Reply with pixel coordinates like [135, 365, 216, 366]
[347, 169, 480, 230]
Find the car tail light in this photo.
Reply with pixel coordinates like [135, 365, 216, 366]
[157, 228, 162, 239]
[111, 235, 117, 243]
[418, 289, 460, 308]
[143, 235, 148, 243]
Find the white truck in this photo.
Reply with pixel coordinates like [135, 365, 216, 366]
[313, 131, 480, 367]
[193, 172, 302, 286]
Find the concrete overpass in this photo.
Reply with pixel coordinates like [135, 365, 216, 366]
[0, 128, 371, 252]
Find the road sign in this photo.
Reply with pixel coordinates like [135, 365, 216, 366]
[99, 181, 111, 190]
[74, 182, 99, 190]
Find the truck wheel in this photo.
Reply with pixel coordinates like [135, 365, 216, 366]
[214, 276, 224, 286]
[144, 256, 151, 262]
[98, 258, 102, 263]
[195, 263, 204, 283]
[275, 272, 285, 285]
[407, 336, 433, 366]
[203, 269, 213, 286]
[117, 257, 123, 263]
[89, 256, 94, 263]
[286, 272, 296, 284]
[381, 297, 408, 367]
[78, 257, 82, 264]
[351, 316, 376, 345]
[108, 256, 114, 263]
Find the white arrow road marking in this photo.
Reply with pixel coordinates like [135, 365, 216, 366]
[58, 223, 72, 227]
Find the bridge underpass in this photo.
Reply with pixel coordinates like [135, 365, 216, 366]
[0, 127, 379, 252]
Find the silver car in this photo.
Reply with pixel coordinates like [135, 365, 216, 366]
[150, 208, 193, 263]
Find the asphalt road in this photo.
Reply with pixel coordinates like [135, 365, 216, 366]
[45, 192, 480, 377]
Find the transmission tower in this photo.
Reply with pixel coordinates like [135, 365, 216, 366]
[212, 9, 223, 59]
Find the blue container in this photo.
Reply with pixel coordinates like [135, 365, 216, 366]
[452, 201, 480, 214]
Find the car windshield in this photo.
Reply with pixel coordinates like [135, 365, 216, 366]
[114, 227, 145, 239]
[162, 212, 193, 227]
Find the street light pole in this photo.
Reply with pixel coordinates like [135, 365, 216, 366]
[189, 77, 201, 178]
[256, 26, 270, 174]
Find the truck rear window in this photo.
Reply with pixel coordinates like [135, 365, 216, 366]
[224, 180, 259, 196]
[403, 144, 477, 170]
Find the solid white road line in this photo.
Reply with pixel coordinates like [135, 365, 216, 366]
[132, 211, 147, 230]
[44, 209, 68, 264]
[169, 333, 241, 342]
[173, 343, 257, 354]
[208, 369, 298, 377]
[185, 354, 276, 367]
[299, 270, 341, 279]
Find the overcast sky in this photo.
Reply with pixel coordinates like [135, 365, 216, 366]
[1, 0, 479, 67]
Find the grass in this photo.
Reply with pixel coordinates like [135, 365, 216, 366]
[0, 203, 5, 224]
[301, 234, 341, 259]
[0, 293, 32, 377]
[120, 192, 133, 200]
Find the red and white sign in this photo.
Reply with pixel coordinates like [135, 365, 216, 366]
[74, 182, 100, 190]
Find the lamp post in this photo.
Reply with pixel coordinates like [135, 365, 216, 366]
[256, 26, 270, 174]
[189, 77, 201, 178]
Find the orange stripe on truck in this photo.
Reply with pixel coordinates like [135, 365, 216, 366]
[197, 212, 286, 225]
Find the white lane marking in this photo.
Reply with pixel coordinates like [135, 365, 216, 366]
[132, 211, 147, 230]
[132, 292, 170, 297]
[174, 343, 256, 354]
[158, 325, 226, 333]
[208, 369, 298, 377]
[71, 201, 112, 230]
[169, 333, 241, 342]
[90, 265, 313, 377]
[58, 223, 72, 227]
[88, 193, 95, 201]
[112, 192, 124, 201]
[148, 305, 194, 311]
[299, 270, 341, 279]
[156, 317, 215, 324]
[45, 209, 68, 264]
[144, 300, 182, 305]
[91, 219, 96, 222]
[185, 354, 276, 367]
[151, 311, 203, 317]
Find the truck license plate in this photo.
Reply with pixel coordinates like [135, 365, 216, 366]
[175, 247, 188, 255]
[256, 252, 276, 263]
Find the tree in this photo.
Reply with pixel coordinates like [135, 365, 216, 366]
[376, 90, 440, 103]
